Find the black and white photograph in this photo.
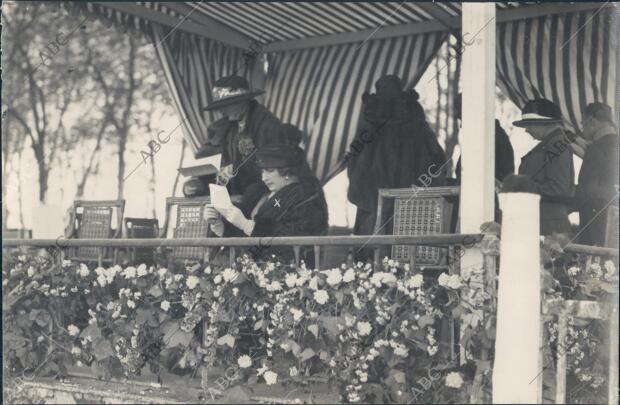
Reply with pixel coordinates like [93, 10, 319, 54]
[1, 1, 619, 404]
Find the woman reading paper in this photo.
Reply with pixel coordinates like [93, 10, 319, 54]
[204, 143, 328, 266]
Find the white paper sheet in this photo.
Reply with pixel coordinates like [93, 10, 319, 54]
[209, 184, 233, 210]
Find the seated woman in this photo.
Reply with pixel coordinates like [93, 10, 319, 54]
[204, 144, 329, 266]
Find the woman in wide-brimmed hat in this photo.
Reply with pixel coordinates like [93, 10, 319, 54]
[515, 98, 575, 236]
[204, 140, 328, 266]
[203, 75, 302, 196]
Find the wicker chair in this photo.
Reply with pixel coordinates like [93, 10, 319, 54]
[160, 196, 211, 266]
[65, 200, 125, 265]
[373, 186, 460, 269]
[124, 217, 159, 266]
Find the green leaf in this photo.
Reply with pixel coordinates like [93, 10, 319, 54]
[451, 304, 467, 319]
[308, 324, 319, 339]
[254, 320, 263, 331]
[334, 290, 344, 304]
[319, 316, 342, 340]
[136, 308, 158, 326]
[148, 284, 163, 298]
[319, 351, 329, 361]
[80, 324, 102, 341]
[298, 348, 315, 362]
[283, 339, 301, 355]
[162, 321, 194, 348]
[390, 369, 406, 384]
[29, 309, 51, 327]
[93, 337, 115, 359]
[216, 334, 235, 348]
[417, 315, 435, 328]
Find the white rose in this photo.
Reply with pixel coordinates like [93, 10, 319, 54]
[96, 274, 107, 288]
[174, 274, 184, 282]
[359, 371, 368, 382]
[232, 287, 239, 296]
[604, 260, 616, 275]
[357, 321, 372, 336]
[204, 266, 212, 275]
[127, 299, 136, 309]
[309, 276, 319, 291]
[342, 268, 355, 283]
[290, 308, 303, 322]
[62, 260, 72, 267]
[137, 264, 148, 277]
[237, 355, 252, 368]
[407, 274, 424, 289]
[213, 275, 222, 284]
[438, 273, 450, 288]
[222, 268, 238, 283]
[289, 366, 298, 377]
[68, 324, 80, 336]
[186, 275, 200, 290]
[263, 371, 278, 385]
[123, 266, 137, 279]
[160, 300, 170, 311]
[158, 268, 168, 278]
[447, 275, 462, 289]
[313, 289, 329, 305]
[445, 372, 464, 388]
[27, 266, 35, 277]
[269, 281, 282, 291]
[325, 269, 342, 286]
[285, 273, 298, 288]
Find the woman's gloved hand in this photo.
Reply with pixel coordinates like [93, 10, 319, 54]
[203, 206, 224, 237]
[219, 205, 255, 236]
[217, 164, 234, 186]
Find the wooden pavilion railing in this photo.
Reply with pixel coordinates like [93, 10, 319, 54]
[2, 234, 486, 270]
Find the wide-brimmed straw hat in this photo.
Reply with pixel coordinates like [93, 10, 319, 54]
[512, 99, 563, 127]
[203, 75, 264, 111]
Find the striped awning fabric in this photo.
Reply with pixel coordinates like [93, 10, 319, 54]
[497, 8, 617, 156]
[262, 33, 445, 181]
[76, 2, 616, 181]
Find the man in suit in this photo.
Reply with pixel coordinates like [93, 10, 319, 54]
[574, 102, 619, 246]
[514, 99, 575, 236]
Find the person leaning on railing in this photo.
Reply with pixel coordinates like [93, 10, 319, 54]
[203, 142, 329, 267]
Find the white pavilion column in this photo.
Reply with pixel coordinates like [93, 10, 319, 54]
[459, 3, 496, 232]
[493, 191, 541, 403]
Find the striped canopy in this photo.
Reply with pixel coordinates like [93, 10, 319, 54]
[71, 2, 617, 181]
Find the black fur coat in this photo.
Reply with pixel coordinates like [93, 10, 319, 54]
[223, 178, 328, 266]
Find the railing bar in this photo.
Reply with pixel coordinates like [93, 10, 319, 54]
[1, 234, 488, 248]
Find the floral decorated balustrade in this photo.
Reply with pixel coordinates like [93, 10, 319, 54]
[2, 233, 617, 404]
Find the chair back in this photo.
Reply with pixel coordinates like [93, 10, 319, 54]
[375, 186, 459, 267]
[161, 196, 211, 262]
[4, 229, 32, 239]
[67, 200, 125, 264]
[124, 218, 159, 265]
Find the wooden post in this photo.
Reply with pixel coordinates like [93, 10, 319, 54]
[458, 2, 496, 374]
[492, 191, 542, 403]
[609, 301, 619, 405]
[314, 245, 321, 270]
[459, 3, 496, 233]
[555, 307, 568, 404]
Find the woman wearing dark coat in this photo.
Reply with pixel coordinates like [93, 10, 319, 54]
[347, 75, 447, 240]
[205, 144, 328, 266]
